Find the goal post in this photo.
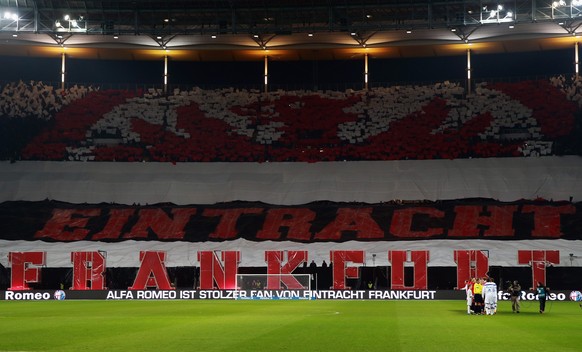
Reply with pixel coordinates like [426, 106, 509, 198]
[236, 273, 312, 291]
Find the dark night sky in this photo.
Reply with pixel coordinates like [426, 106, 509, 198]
[0, 48, 573, 89]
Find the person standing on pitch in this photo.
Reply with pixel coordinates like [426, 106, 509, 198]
[483, 277, 498, 315]
[536, 282, 550, 314]
[461, 278, 474, 314]
[472, 278, 484, 314]
[508, 280, 521, 313]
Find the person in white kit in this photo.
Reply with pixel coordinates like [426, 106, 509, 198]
[483, 277, 498, 315]
[461, 278, 474, 314]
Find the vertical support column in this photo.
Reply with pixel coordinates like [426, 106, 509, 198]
[164, 52, 169, 94]
[364, 52, 369, 90]
[60, 50, 66, 90]
[466, 48, 472, 96]
[575, 41, 579, 78]
[264, 54, 268, 93]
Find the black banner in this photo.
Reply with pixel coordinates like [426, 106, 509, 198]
[0, 289, 575, 301]
[0, 199, 581, 243]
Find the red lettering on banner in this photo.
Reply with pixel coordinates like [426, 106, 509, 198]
[315, 208, 383, 240]
[331, 250, 365, 289]
[390, 208, 445, 238]
[71, 251, 107, 290]
[125, 208, 197, 240]
[5, 249, 567, 290]
[521, 205, 575, 238]
[265, 251, 308, 289]
[8, 251, 46, 290]
[448, 206, 481, 238]
[24, 202, 579, 243]
[388, 250, 429, 290]
[197, 251, 241, 289]
[453, 250, 489, 289]
[35, 209, 100, 241]
[92, 209, 135, 240]
[129, 251, 173, 290]
[257, 208, 316, 241]
[517, 250, 560, 288]
[449, 205, 517, 238]
[203, 208, 263, 239]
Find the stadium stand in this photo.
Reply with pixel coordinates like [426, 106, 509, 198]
[1, 0, 582, 293]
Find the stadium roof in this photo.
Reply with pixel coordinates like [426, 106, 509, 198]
[1, 0, 581, 61]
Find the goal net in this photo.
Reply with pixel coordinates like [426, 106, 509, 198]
[236, 273, 312, 291]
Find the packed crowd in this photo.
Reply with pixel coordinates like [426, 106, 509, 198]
[0, 80, 96, 119]
[0, 76, 580, 162]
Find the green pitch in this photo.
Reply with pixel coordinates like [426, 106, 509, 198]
[0, 300, 580, 352]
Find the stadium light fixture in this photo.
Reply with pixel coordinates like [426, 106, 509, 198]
[2, 11, 19, 32]
[55, 14, 86, 32]
[481, 4, 514, 24]
[3, 11, 18, 21]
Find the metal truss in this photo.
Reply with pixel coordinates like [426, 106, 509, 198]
[1, 0, 582, 36]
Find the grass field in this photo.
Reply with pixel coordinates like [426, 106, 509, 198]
[0, 299, 580, 352]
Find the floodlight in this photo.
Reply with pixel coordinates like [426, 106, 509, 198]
[4, 11, 18, 20]
[64, 14, 70, 21]
[55, 20, 63, 28]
